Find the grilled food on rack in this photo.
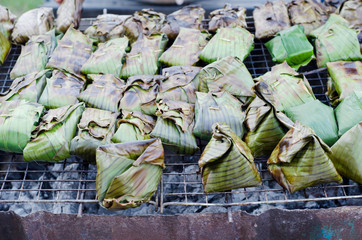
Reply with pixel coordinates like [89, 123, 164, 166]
[56, 0, 84, 33]
[0, 5, 16, 65]
[208, 4, 247, 33]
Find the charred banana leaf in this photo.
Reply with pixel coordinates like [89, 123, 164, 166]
[337, 0, 362, 31]
[23, 103, 85, 162]
[0, 100, 44, 153]
[0, 5, 14, 65]
[199, 123, 261, 193]
[112, 110, 156, 143]
[70, 108, 118, 162]
[253, 0, 291, 39]
[159, 27, 209, 66]
[208, 4, 247, 33]
[200, 27, 253, 63]
[268, 122, 342, 193]
[0, 5, 16, 23]
[150, 99, 198, 155]
[56, 0, 84, 33]
[96, 138, 165, 210]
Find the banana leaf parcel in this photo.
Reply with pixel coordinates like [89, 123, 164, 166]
[120, 75, 164, 115]
[161, 5, 205, 40]
[330, 121, 362, 184]
[23, 103, 85, 162]
[0, 100, 44, 153]
[0, 6, 15, 65]
[310, 14, 362, 68]
[77, 74, 125, 112]
[253, 0, 291, 39]
[112, 110, 156, 143]
[46, 27, 92, 77]
[268, 122, 343, 193]
[38, 70, 85, 109]
[150, 99, 198, 155]
[199, 123, 261, 193]
[121, 34, 168, 78]
[244, 96, 294, 157]
[96, 138, 165, 210]
[12, 8, 54, 44]
[56, 0, 84, 33]
[81, 37, 129, 76]
[197, 56, 255, 105]
[194, 91, 246, 141]
[326, 61, 362, 105]
[265, 25, 315, 69]
[157, 66, 201, 104]
[199, 27, 254, 63]
[284, 99, 338, 146]
[159, 27, 209, 66]
[208, 4, 247, 33]
[70, 108, 118, 162]
[334, 91, 362, 136]
[0, 5, 16, 23]
[0, 28, 10, 65]
[337, 0, 362, 32]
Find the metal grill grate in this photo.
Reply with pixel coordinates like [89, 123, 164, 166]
[0, 16, 361, 215]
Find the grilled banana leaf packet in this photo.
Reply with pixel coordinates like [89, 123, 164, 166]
[265, 25, 315, 69]
[268, 122, 343, 193]
[150, 99, 198, 155]
[96, 138, 165, 210]
[70, 108, 118, 162]
[0, 100, 44, 153]
[208, 4, 247, 33]
[330, 122, 362, 184]
[23, 103, 85, 162]
[199, 27, 253, 63]
[196, 56, 255, 105]
[161, 5, 205, 40]
[39, 70, 85, 109]
[56, 0, 84, 33]
[310, 14, 362, 68]
[121, 34, 168, 78]
[12, 8, 54, 44]
[78, 74, 125, 112]
[0, 28, 11, 65]
[81, 37, 129, 76]
[0, 5, 16, 24]
[112, 110, 156, 143]
[159, 27, 209, 66]
[199, 123, 261, 193]
[157, 66, 201, 104]
[0, 5, 15, 65]
[253, 0, 291, 39]
[337, 0, 362, 31]
[194, 91, 246, 141]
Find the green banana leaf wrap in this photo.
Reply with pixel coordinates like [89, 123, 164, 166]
[23, 103, 85, 162]
[0, 29, 10, 65]
[310, 14, 362, 68]
[0, 6, 14, 64]
[77, 74, 125, 112]
[199, 123, 261, 193]
[208, 4, 247, 33]
[96, 138, 165, 210]
[326, 61, 362, 105]
[159, 27, 209, 66]
[284, 100, 338, 146]
[254, 62, 316, 112]
[56, 0, 84, 33]
[121, 33, 168, 78]
[10, 29, 58, 79]
[81, 37, 129, 76]
[161, 5, 205, 40]
[46, 27, 92, 77]
[334, 91, 362, 136]
[157, 66, 201, 104]
[70, 108, 118, 162]
[119, 75, 164, 115]
[253, 0, 291, 39]
[199, 27, 254, 64]
[0, 100, 44, 153]
[150, 99, 198, 155]
[267, 121, 343, 193]
[38, 70, 85, 109]
[193, 91, 246, 141]
[330, 121, 362, 184]
[244, 96, 294, 157]
[112, 110, 156, 143]
[0, 70, 49, 103]
[265, 25, 315, 69]
[197, 56, 255, 105]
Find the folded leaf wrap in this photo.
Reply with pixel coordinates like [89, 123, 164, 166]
[56, 0, 84, 33]
[208, 4, 247, 33]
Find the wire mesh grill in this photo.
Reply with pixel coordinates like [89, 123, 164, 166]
[0, 16, 361, 215]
